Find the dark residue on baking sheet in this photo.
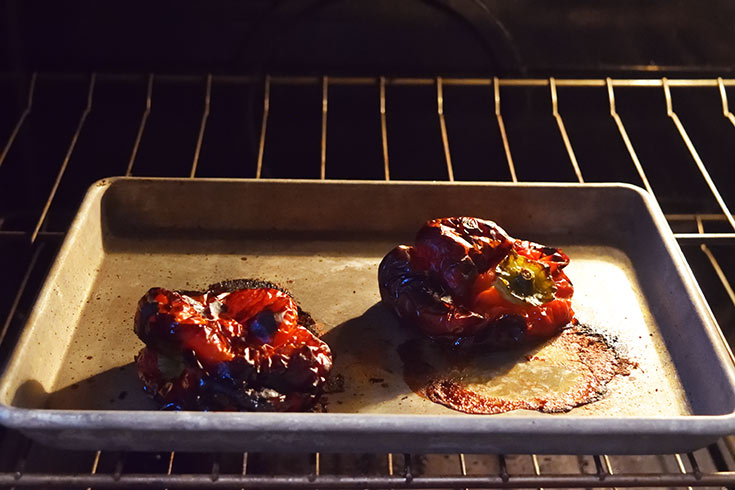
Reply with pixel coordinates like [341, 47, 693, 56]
[322, 373, 345, 394]
[399, 323, 635, 415]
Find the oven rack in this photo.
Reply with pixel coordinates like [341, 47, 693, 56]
[0, 73, 733, 488]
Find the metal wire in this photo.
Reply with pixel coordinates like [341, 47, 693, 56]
[211, 453, 221, 482]
[458, 454, 468, 490]
[606, 77, 655, 196]
[0, 73, 36, 169]
[126, 74, 153, 177]
[240, 453, 248, 490]
[662, 78, 735, 232]
[436, 77, 455, 181]
[674, 453, 694, 490]
[717, 77, 735, 127]
[190, 74, 212, 178]
[380, 76, 390, 181]
[531, 454, 544, 490]
[493, 76, 517, 182]
[112, 452, 125, 481]
[695, 217, 735, 367]
[20, 72, 735, 87]
[498, 455, 509, 483]
[86, 450, 101, 490]
[601, 455, 618, 490]
[163, 452, 175, 490]
[0, 244, 44, 345]
[30, 73, 96, 243]
[320, 76, 328, 180]
[549, 77, 583, 183]
[255, 76, 271, 179]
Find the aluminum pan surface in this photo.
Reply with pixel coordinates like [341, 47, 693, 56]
[0, 178, 733, 454]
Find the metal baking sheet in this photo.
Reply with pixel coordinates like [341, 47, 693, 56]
[1, 178, 734, 454]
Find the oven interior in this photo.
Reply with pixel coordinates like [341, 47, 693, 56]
[1, 1, 735, 488]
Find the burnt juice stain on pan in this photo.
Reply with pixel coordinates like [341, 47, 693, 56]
[398, 324, 635, 414]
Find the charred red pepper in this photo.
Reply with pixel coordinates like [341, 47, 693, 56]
[134, 279, 332, 411]
[379, 218, 574, 349]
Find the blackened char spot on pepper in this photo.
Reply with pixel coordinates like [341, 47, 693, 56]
[208, 278, 291, 297]
[248, 310, 280, 344]
[452, 314, 528, 352]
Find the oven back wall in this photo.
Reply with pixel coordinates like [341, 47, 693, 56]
[3, 0, 735, 76]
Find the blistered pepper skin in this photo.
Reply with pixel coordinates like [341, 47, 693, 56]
[379, 218, 574, 348]
[134, 279, 332, 412]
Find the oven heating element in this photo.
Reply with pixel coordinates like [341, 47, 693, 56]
[0, 73, 733, 488]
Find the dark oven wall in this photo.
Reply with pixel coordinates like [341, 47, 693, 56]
[3, 0, 735, 76]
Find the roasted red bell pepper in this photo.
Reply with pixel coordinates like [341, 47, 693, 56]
[379, 218, 574, 349]
[134, 279, 332, 411]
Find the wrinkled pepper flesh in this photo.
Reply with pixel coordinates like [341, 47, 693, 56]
[134, 279, 333, 411]
[379, 217, 575, 349]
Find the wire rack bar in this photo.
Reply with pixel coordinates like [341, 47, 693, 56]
[402, 454, 412, 483]
[458, 454, 468, 490]
[717, 77, 735, 128]
[549, 78, 584, 183]
[380, 76, 390, 181]
[673, 453, 694, 490]
[11, 437, 32, 482]
[493, 76, 517, 182]
[211, 453, 221, 482]
[531, 454, 543, 490]
[674, 233, 735, 244]
[699, 244, 735, 305]
[668, 213, 732, 221]
[0, 73, 36, 169]
[320, 76, 328, 180]
[18, 72, 735, 87]
[240, 452, 248, 490]
[692, 221, 735, 367]
[190, 74, 212, 178]
[606, 77, 655, 195]
[435, 77, 455, 181]
[164, 451, 175, 490]
[498, 455, 509, 482]
[30, 73, 96, 243]
[113, 452, 125, 481]
[687, 452, 702, 478]
[696, 217, 735, 309]
[86, 450, 101, 490]
[125, 74, 153, 177]
[601, 455, 617, 490]
[0, 231, 67, 239]
[662, 78, 735, 232]
[255, 75, 271, 179]
[592, 455, 606, 479]
[0, 244, 44, 346]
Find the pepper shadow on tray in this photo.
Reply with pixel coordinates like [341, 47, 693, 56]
[319, 303, 415, 413]
[13, 363, 158, 411]
[322, 299, 638, 416]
